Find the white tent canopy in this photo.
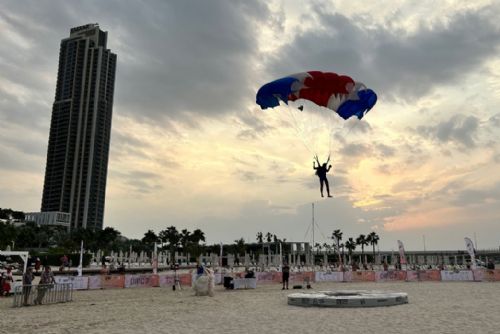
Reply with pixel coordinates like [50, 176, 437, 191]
[0, 251, 29, 273]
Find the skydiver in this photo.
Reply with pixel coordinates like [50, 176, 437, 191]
[313, 154, 332, 198]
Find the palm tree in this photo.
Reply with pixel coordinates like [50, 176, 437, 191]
[180, 229, 192, 252]
[345, 238, 356, 264]
[159, 226, 180, 263]
[331, 229, 343, 260]
[256, 232, 263, 244]
[356, 234, 369, 264]
[189, 229, 206, 259]
[367, 232, 380, 263]
[265, 232, 273, 243]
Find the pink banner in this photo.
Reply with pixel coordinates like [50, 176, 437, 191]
[289, 272, 314, 283]
[158, 273, 192, 287]
[101, 275, 125, 289]
[124, 274, 159, 288]
[477, 269, 500, 282]
[375, 271, 407, 282]
[256, 272, 282, 283]
[417, 270, 441, 281]
[350, 271, 376, 282]
[406, 271, 418, 281]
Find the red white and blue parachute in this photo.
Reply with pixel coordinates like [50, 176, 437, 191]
[256, 71, 377, 120]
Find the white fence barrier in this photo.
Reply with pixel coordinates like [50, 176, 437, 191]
[12, 283, 73, 307]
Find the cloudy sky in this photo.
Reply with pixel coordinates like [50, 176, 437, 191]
[1, 0, 500, 250]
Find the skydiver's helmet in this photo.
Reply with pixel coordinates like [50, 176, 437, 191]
[322, 163, 327, 168]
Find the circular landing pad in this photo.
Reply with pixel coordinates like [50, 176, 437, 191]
[288, 290, 408, 308]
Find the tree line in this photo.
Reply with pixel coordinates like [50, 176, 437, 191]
[1, 209, 381, 264]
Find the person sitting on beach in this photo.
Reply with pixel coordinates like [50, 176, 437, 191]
[313, 155, 333, 198]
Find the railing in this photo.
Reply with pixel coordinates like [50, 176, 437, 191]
[12, 283, 73, 307]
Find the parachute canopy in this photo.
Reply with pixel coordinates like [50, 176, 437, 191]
[256, 71, 377, 120]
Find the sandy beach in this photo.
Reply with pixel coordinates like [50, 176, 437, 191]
[1, 281, 499, 334]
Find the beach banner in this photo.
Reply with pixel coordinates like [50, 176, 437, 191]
[350, 271, 376, 282]
[124, 274, 159, 288]
[54, 276, 89, 290]
[88, 275, 102, 289]
[315, 271, 344, 282]
[475, 269, 500, 282]
[289, 272, 314, 283]
[464, 237, 476, 269]
[101, 275, 125, 289]
[256, 271, 281, 283]
[417, 270, 441, 281]
[440, 270, 474, 281]
[158, 273, 192, 287]
[342, 271, 353, 282]
[397, 240, 407, 264]
[375, 270, 407, 282]
[406, 271, 419, 281]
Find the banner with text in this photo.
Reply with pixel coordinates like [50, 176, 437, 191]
[124, 274, 159, 288]
[315, 271, 344, 282]
[440, 270, 474, 281]
[54, 276, 89, 290]
[375, 271, 407, 282]
[101, 275, 125, 289]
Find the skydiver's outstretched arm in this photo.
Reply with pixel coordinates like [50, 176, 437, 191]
[326, 154, 331, 165]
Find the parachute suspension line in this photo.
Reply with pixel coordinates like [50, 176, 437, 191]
[284, 105, 317, 156]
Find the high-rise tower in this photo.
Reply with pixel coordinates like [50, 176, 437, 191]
[41, 24, 117, 230]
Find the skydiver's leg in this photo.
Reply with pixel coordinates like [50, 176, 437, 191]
[325, 178, 332, 197]
[319, 179, 324, 197]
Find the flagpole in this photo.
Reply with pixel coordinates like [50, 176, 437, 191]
[77, 240, 83, 277]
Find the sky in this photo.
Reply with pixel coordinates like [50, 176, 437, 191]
[1, 0, 500, 251]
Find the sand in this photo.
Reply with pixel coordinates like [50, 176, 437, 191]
[1, 281, 499, 334]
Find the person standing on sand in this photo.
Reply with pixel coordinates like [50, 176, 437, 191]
[35, 266, 56, 305]
[22, 267, 34, 306]
[282, 263, 290, 290]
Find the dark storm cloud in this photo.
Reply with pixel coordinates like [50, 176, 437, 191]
[417, 114, 480, 148]
[265, 4, 500, 101]
[0, 1, 270, 122]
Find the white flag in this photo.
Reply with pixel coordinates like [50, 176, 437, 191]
[77, 240, 83, 277]
[464, 237, 476, 269]
[397, 240, 407, 265]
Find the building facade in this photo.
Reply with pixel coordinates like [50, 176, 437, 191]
[41, 24, 117, 230]
[25, 212, 71, 231]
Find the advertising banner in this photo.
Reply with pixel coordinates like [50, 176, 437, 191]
[54, 276, 89, 290]
[315, 271, 344, 282]
[397, 240, 407, 265]
[464, 237, 476, 269]
[406, 271, 419, 281]
[350, 271, 376, 282]
[101, 275, 125, 289]
[88, 275, 102, 289]
[158, 273, 192, 287]
[417, 270, 441, 281]
[289, 272, 314, 283]
[375, 271, 407, 282]
[124, 274, 159, 288]
[440, 270, 474, 281]
[477, 269, 500, 282]
[256, 271, 282, 283]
